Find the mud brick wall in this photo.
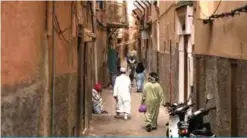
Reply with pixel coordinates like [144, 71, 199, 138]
[1, 1, 46, 136]
[1, 82, 42, 136]
[1, 1, 83, 136]
[53, 73, 78, 136]
[193, 55, 247, 136]
[157, 46, 179, 104]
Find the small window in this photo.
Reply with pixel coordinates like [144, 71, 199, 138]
[153, 1, 157, 6]
[97, 1, 104, 10]
[162, 41, 166, 52]
[169, 40, 172, 54]
[182, 24, 186, 31]
[117, 38, 121, 44]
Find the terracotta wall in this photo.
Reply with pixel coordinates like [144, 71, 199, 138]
[1, 1, 46, 87]
[193, 1, 247, 136]
[1, 1, 46, 136]
[96, 6, 109, 86]
[194, 1, 247, 60]
[146, 1, 179, 103]
[193, 55, 247, 136]
[1, 1, 83, 136]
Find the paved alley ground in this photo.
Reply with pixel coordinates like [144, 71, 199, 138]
[89, 86, 169, 136]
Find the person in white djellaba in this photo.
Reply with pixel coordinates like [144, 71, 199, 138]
[113, 67, 132, 120]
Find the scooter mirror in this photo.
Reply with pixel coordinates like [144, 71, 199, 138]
[186, 92, 193, 103]
[206, 93, 213, 100]
[205, 93, 213, 105]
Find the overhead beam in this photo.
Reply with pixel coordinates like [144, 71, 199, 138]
[108, 28, 119, 38]
[146, 1, 151, 6]
[133, 3, 144, 13]
[132, 10, 140, 20]
[135, 1, 145, 11]
[116, 40, 137, 47]
[106, 22, 128, 28]
[141, 1, 149, 8]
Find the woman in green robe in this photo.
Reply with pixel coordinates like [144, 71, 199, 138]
[141, 72, 165, 132]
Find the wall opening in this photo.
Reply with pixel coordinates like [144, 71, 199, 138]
[195, 57, 201, 110]
[76, 24, 84, 136]
[184, 35, 188, 102]
[230, 60, 238, 136]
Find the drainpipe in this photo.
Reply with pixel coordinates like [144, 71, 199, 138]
[186, 5, 194, 116]
[157, 22, 160, 51]
[51, 1, 56, 136]
[93, 1, 98, 83]
[178, 36, 185, 103]
[156, 2, 160, 51]
[41, 1, 52, 136]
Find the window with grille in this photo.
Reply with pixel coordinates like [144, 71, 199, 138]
[96, 1, 104, 10]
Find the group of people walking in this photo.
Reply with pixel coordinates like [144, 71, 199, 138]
[92, 48, 165, 132]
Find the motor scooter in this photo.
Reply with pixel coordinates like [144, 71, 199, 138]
[165, 93, 194, 137]
[177, 93, 216, 137]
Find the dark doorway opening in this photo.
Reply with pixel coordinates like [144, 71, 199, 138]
[76, 24, 89, 135]
[183, 35, 188, 102]
[230, 60, 238, 136]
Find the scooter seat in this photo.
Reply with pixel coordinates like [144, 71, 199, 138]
[192, 128, 213, 136]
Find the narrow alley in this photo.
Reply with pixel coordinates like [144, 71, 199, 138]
[1, 0, 247, 137]
[89, 86, 168, 136]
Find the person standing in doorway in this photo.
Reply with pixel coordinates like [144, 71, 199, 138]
[107, 45, 118, 88]
[135, 62, 145, 92]
[141, 72, 165, 132]
[113, 67, 132, 120]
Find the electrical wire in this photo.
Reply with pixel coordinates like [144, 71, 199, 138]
[53, 12, 71, 44]
[198, 1, 221, 18]
[210, 1, 222, 18]
[88, 4, 107, 28]
[86, 3, 108, 29]
[203, 4, 247, 24]
[53, 1, 79, 44]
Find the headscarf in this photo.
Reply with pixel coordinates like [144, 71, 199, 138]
[148, 72, 159, 83]
[94, 83, 102, 92]
[120, 67, 127, 73]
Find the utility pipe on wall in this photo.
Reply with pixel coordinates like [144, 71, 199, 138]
[51, 1, 56, 136]
[186, 5, 194, 114]
[40, 1, 53, 136]
[93, 1, 98, 83]
[157, 21, 160, 51]
[156, 1, 160, 51]
[178, 36, 185, 103]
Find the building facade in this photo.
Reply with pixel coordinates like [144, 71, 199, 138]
[1, 1, 95, 136]
[1, 1, 127, 136]
[193, 1, 247, 136]
[134, 0, 247, 136]
[133, 1, 180, 103]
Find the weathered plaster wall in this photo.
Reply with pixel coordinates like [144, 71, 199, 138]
[148, 1, 179, 103]
[194, 1, 247, 60]
[1, 1, 83, 136]
[236, 60, 247, 136]
[96, 9, 109, 86]
[194, 1, 247, 136]
[194, 55, 247, 136]
[1, 1, 46, 136]
[55, 1, 77, 75]
[52, 2, 79, 136]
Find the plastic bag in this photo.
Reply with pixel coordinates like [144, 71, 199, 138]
[138, 104, 147, 112]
